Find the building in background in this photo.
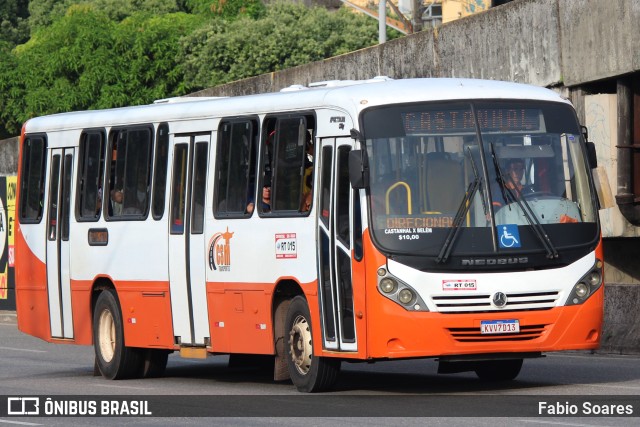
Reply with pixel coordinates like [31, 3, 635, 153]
[341, 0, 506, 33]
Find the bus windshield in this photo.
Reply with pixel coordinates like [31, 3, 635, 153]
[362, 100, 598, 260]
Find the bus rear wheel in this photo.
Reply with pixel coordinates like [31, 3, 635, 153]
[285, 296, 340, 392]
[474, 358, 523, 381]
[141, 349, 170, 378]
[93, 289, 142, 380]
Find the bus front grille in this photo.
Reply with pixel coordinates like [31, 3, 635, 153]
[431, 291, 560, 313]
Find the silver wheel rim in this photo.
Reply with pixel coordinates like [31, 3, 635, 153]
[289, 314, 312, 375]
[98, 309, 116, 363]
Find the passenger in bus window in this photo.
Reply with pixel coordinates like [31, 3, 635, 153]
[303, 133, 314, 192]
[96, 186, 103, 215]
[110, 189, 123, 215]
[300, 190, 312, 212]
[247, 184, 271, 214]
[301, 133, 314, 211]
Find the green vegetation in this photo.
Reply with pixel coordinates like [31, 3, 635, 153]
[0, 1, 397, 138]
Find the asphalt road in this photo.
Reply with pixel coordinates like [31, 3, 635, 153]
[1, 314, 639, 426]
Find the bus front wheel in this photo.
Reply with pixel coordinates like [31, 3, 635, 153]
[285, 296, 340, 392]
[93, 289, 142, 379]
[474, 358, 523, 381]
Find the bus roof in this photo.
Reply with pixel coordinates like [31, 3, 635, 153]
[24, 78, 571, 134]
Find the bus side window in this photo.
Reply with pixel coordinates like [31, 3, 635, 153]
[106, 127, 152, 219]
[19, 135, 47, 223]
[214, 118, 258, 218]
[152, 123, 169, 220]
[260, 114, 315, 216]
[77, 130, 105, 220]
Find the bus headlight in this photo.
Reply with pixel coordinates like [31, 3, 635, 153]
[376, 265, 428, 312]
[398, 289, 414, 305]
[380, 278, 397, 294]
[565, 260, 603, 306]
[575, 282, 589, 298]
[586, 271, 601, 287]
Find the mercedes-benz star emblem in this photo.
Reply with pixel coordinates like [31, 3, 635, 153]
[492, 292, 508, 308]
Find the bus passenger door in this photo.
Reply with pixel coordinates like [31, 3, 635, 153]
[317, 138, 357, 352]
[45, 148, 75, 339]
[168, 135, 211, 347]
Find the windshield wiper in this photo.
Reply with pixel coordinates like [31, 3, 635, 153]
[435, 179, 480, 264]
[490, 143, 558, 259]
[468, 147, 488, 217]
[436, 159, 482, 264]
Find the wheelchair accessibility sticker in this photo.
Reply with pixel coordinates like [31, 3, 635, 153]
[498, 224, 521, 248]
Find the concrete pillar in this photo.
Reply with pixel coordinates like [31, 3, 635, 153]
[616, 77, 633, 204]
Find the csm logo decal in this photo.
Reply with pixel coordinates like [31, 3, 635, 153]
[208, 227, 234, 272]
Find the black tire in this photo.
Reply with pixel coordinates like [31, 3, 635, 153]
[285, 296, 340, 392]
[141, 349, 170, 378]
[93, 289, 142, 380]
[474, 359, 523, 382]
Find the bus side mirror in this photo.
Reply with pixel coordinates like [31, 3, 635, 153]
[349, 150, 369, 189]
[586, 141, 598, 169]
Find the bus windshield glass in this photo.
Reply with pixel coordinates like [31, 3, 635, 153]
[362, 100, 598, 258]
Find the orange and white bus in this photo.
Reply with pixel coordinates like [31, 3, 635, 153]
[15, 77, 603, 392]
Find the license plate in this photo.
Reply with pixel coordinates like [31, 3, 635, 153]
[480, 319, 520, 334]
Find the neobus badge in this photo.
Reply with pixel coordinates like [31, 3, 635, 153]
[461, 257, 529, 266]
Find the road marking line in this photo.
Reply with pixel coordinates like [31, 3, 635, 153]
[575, 383, 640, 391]
[0, 420, 43, 426]
[548, 353, 640, 361]
[0, 347, 47, 353]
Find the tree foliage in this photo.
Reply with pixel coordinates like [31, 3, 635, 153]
[0, 0, 29, 46]
[179, 2, 382, 91]
[1, 6, 201, 135]
[109, 12, 204, 105]
[27, 0, 76, 33]
[2, 7, 118, 135]
[0, 1, 395, 138]
[184, 0, 265, 19]
[28, 0, 183, 31]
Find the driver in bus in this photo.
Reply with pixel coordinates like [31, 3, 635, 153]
[492, 158, 534, 208]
